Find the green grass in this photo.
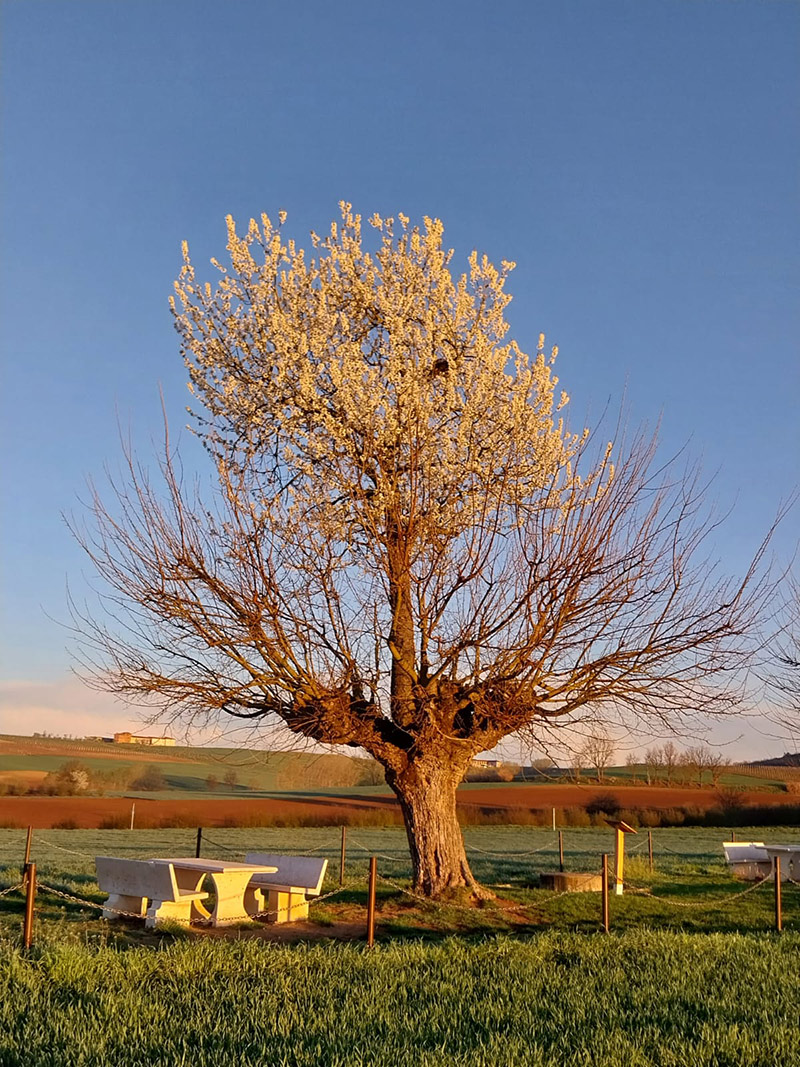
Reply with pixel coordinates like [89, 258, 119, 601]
[2, 825, 799, 944]
[2, 826, 800, 1064]
[2, 932, 799, 1066]
[0, 735, 383, 794]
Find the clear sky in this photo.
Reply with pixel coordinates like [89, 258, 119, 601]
[1, 0, 798, 755]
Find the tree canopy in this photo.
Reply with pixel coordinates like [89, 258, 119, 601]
[73, 205, 775, 896]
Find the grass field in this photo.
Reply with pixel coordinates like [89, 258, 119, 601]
[2, 826, 800, 1065]
[3, 932, 799, 1066]
[2, 824, 799, 942]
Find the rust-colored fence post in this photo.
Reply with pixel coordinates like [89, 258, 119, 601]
[23, 826, 33, 885]
[366, 856, 377, 947]
[648, 830, 654, 873]
[558, 830, 564, 873]
[195, 827, 203, 858]
[601, 854, 609, 933]
[774, 856, 782, 933]
[129, 803, 135, 831]
[339, 826, 347, 886]
[23, 862, 36, 950]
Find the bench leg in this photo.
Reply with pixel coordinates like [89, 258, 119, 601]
[145, 898, 194, 929]
[243, 885, 265, 917]
[268, 890, 309, 924]
[103, 893, 146, 920]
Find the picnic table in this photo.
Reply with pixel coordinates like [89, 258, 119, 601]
[151, 857, 278, 926]
[762, 845, 800, 882]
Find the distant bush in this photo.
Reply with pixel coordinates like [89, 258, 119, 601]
[131, 765, 168, 791]
[99, 814, 130, 829]
[53, 818, 79, 830]
[561, 807, 592, 828]
[40, 761, 92, 796]
[585, 792, 621, 817]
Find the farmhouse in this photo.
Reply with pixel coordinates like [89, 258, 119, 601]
[113, 732, 176, 746]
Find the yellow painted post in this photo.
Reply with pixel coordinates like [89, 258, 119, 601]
[775, 856, 782, 933]
[606, 819, 637, 895]
[614, 827, 625, 895]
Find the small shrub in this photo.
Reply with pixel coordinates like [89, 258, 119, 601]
[637, 808, 662, 828]
[131, 765, 168, 791]
[99, 814, 130, 829]
[585, 792, 621, 817]
[53, 818, 80, 830]
[659, 807, 686, 826]
[561, 806, 592, 827]
[717, 787, 746, 814]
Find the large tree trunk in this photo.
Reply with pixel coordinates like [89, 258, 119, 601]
[385, 755, 485, 898]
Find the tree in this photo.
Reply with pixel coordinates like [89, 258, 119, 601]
[642, 747, 662, 786]
[42, 760, 92, 795]
[581, 734, 615, 783]
[682, 744, 729, 788]
[625, 752, 640, 784]
[72, 205, 776, 898]
[768, 575, 800, 716]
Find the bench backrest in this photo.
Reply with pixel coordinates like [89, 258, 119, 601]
[722, 842, 768, 864]
[95, 857, 178, 900]
[244, 853, 328, 894]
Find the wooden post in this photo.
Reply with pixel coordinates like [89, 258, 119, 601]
[23, 826, 33, 885]
[648, 830, 654, 873]
[195, 827, 203, 858]
[774, 856, 782, 933]
[558, 830, 564, 873]
[339, 825, 347, 886]
[614, 827, 625, 894]
[23, 862, 36, 950]
[731, 830, 736, 842]
[601, 854, 609, 933]
[551, 807, 556, 832]
[366, 856, 377, 948]
[129, 803, 135, 831]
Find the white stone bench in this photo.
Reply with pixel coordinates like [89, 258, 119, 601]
[243, 853, 329, 923]
[95, 856, 209, 928]
[722, 842, 773, 881]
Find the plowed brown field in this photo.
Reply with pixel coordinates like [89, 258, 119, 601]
[0, 783, 796, 829]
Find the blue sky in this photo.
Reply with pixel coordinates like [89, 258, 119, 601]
[1, 0, 798, 754]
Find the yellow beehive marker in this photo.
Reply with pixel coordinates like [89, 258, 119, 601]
[606, 819, 637, 895]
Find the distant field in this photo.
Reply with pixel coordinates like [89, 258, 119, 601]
[3, 782, 800, 829]
[3, 734, 799, 831]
